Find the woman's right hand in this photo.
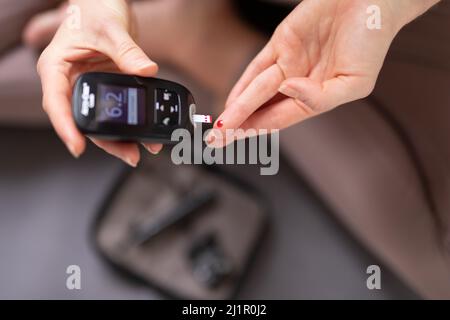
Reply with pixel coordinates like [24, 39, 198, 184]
[37, 0, 161, 166]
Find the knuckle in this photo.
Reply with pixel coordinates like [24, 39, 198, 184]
[116, 40, 139, 59]
[36, 46, 55, 75]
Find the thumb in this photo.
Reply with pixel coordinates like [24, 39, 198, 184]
[278, 76, 371, 113]
[103, 27, 158, 77]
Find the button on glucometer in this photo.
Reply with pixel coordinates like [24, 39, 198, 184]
[74, 72, 198, 142]
[155, 88, 180, 126]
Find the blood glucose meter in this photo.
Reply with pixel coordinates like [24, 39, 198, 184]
[72, 72, 208, 143]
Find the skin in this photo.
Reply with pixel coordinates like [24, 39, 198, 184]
[207, 0, 442, 147]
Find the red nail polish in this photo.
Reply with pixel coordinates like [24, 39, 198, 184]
[217, 120, 224, 128]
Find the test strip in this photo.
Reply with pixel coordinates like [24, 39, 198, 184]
[192, 114, 212, 124]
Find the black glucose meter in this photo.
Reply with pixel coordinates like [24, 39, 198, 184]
[72, 72, 203, 143]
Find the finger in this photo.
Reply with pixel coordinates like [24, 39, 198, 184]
[209, 97, 304, 148]
[241, 97, 310, 131]
[225, 44, 275, 106]
[207, 64, 284, 143]
[142, 143, 163, 155]
[279, 75, 373, 112]
[219, 76, 371, 144]
[211, 75, 371, 148]
[90, 138, 140, 167]
[255, 76, 371, 129]
[101, 26, 158, 77]
[38, 62, 86, 158]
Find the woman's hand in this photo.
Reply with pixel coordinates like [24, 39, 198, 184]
[208, 0, 440, 146]
[37, 0, 161, 166]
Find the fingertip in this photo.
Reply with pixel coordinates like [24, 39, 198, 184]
[105, 45, 158, 77]
[90, 139, 140, 167]
[278, 82, 301, 100]
[56, 121, 86, 159]
[134, 60, 159, 77]
[66, 137, 86, 159]
[204, 128, 227, 149]
[280, 77, 306, 88]
[278, 77, 324, 112]
[211, 119, 226, 137]
[143, 143, 163, 155]
[204, 129, 218, 145]
[118, 59, 158, 77]
[125, 155, 140, 167]
[209, 113, 233, 143]
[279, 78, 303, 92]
[279, 78, 297, 87]
[121, 149, 141, 167]
[107, 32, 158, 77]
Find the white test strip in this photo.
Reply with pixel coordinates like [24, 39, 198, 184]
[192, 114, 213, 124]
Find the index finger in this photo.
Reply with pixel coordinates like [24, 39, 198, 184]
[225, 44, 275, 107]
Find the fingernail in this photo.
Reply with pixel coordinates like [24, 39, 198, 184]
[148, 148, 160, 155]
[216, 120, 224, 128]
[205, 130, 217, 144]
[67, 143, 80, 159]
[279, 84, 300, 99]
[145, 144, 162, 155]
[125, 157, 138, 168]
[138, 60, 156, 70]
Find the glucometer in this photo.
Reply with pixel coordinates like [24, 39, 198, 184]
[72, 72, 211, 143]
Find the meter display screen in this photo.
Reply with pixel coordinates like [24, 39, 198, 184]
[96, 84, 146, 125]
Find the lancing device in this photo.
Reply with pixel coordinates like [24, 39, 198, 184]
[72, 72, 212, 143]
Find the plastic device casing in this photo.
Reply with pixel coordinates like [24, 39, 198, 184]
[72, 72, 195, 143]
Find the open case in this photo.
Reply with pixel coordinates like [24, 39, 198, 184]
[92, 152, 269, 299]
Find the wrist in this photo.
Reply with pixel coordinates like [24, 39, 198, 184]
[387, 0, 441, 30]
